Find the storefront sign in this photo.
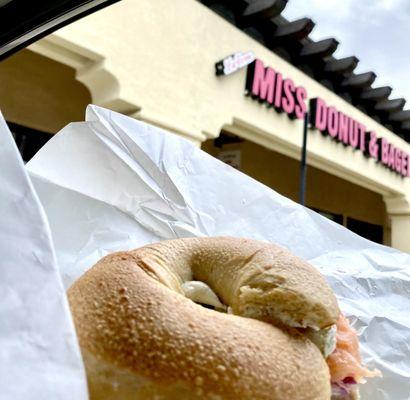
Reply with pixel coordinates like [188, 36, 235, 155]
[245, 58, 307, 119]
[242, 58, 410, 178]
[215, 51, 255, 76]
[310, 98, 410, 178]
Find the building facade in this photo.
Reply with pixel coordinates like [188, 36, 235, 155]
[1, 0, 410, 251]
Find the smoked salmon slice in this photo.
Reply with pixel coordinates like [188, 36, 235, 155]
[327, 314, 381, 385]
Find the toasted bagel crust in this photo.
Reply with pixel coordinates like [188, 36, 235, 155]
[69, 237, 338, 399]
[128, 237, 339, 329]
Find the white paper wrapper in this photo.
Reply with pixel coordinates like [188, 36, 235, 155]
[0, 113, 88, 399]
[27, 105, 410, 400]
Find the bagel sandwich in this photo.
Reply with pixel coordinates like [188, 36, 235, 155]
[68, 237, 379, 399]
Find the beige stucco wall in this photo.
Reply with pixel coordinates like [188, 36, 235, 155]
[0, 49, 91, 133]
[19, 0, 410, 251]
[390, 215, 410, 251]
[39, 0, 410, 190]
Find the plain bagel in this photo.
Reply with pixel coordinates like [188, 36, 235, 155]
[68, 237, 340, 399]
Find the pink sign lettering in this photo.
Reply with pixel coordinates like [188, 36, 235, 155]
[338, 112, 349, 144]
[244, 59, 410, 178]
[310, 97, 409, 177]
[248, 59, 276, 104]
[246, 59, 307, 120]
[327, 107, 338, 138]
[368, 131, 379, 161]
[282, 78, 296, 115]
[358, 124, 366, 152]
[294, 86, 307, 119]
[402, 153, 408, 176]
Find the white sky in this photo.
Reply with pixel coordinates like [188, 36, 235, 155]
[282, 0, 410, 103]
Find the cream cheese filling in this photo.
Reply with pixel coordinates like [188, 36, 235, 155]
[182, 281, 227, 311]
[304, 325, 337, 358]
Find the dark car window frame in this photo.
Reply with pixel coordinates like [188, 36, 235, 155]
[0, 0, 120, 61]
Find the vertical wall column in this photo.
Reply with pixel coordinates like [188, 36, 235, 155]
[384, 195, 410, 253]
[390, 215, 410, 252]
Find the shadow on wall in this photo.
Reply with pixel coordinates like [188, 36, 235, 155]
[0, 49, 91, 133]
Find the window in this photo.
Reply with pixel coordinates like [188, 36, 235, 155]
[7, 122, 52, 162]
[346, 217, 383, 244]
[311, 208, 343, 225]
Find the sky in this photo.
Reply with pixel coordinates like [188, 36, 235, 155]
[282, 0, 410, 102]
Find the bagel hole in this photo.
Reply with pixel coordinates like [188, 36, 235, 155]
[195, 302, 227, 313]
[198, 303, 215, 310]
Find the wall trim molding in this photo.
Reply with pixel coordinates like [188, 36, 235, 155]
[28, 35, 140, 116]
[226, 117, 407, 198]
[384, 195, 410, 215]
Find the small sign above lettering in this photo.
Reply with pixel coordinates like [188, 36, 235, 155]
[215, 51, 255, 76]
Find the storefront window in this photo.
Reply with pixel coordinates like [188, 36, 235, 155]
[311, 208, 343, 225]
[8, 122, 52, 162]
[311, 208, 383, 244]
[346, 217, 384, 244]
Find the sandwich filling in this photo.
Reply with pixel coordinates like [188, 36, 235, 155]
[182, 281, 227, 311]
[326, 314, 381, 397]
[183, 280, 380, 398]
[304, 325, 337, 358]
